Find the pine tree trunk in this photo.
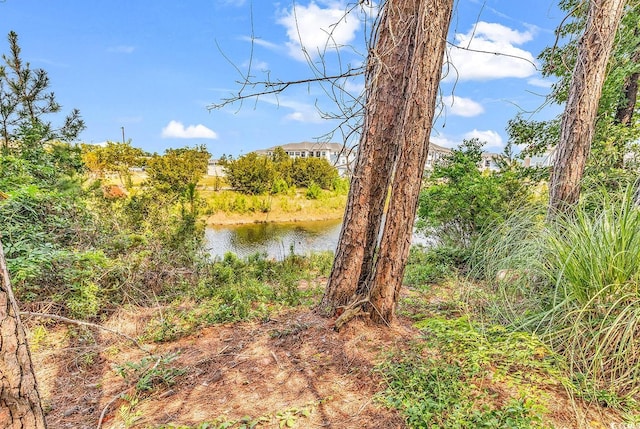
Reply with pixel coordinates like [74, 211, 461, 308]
[320, 0, 419, 313]
[366, 0, 454, 324]
[322, 0, 454, 326]
[548, 0, 627, 214]
[0, 240, 47, 429]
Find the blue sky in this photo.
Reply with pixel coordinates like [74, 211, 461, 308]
[2, 0, 564, 158]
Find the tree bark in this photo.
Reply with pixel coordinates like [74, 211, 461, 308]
[0, 240, 47, 429]
[365, 0, 454, 324]
[320, 0, 419, 313]
[321, 0, 454, 326]
[548, 0, 628, 215]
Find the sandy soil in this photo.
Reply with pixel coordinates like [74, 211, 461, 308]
[27, 288, 628, 429]
[30, 308, 409, 429]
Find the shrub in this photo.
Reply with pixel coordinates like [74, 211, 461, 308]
[305, 182, 322, 199]
[472, 185, 640, 398]
[223, 152, 276, 195]
[418, 139, 533, 248]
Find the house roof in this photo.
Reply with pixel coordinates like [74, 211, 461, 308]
[428, 142, 452, 153]
[260, 142, 346, 152]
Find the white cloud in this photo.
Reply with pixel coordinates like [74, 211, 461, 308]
[107, 45, 135, 54]
[527, 77, 554, 88]
[161, 120, 218, 139]
[261, 96, 324, 123]
[239, 36, 281, 51]
[445, 21, 537, 81]
[441, 95, 484, 117]
[463, 129, 504, 150]
[277, 1, 363, 61]
[343, 78, 365, 94]
[241, 59, 269, 71]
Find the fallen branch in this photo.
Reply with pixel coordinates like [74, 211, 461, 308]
[20, 311, 149, 353]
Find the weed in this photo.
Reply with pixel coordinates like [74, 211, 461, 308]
[377, 317, 560, 428]
[115, 352, 186, 393]
[118, 393, 143, 428]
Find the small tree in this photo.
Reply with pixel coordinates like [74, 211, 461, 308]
[81, 141, 144, 188]
[418, 139, 531, 248]
[222, 152, 276, 195]
[1, 31, 84, 155]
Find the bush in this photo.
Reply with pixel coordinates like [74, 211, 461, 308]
[403, 245, 466, 287]
[305, 182, 322, 199]
[418, 139, 533, 248]
[223, 152, 276, 195]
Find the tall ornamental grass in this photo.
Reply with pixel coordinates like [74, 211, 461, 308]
[471, 185, 640, 397]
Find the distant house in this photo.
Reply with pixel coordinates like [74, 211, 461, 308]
[207, 158, 225, 177]
[480, 152, 503, 172]
[426, 143, 504, 172]
[254, 142, 356, 176]
[425, 142, 452, 169]
[522, 148, 555, 168]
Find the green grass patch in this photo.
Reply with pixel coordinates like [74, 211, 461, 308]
[377, 317, 559, 428]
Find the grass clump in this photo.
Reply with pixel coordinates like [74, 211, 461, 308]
[471, 185, 640, 401]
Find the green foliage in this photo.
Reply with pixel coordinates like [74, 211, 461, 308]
[222, 149, 339, 195]
[378, 318, 556, 428]
[115, 352, 186, 393]
[290, 156, 338, 189]
[143, 252, 330, 342]
[145, 145, 209, 194]
[418, 139, 532, 248]
[403, 245, 464, 287]
[331, 176, 350, 195]
[471, 185, 640, 399]
[510, 1, 640, 184]
[223, 152, 276, 195]
[81, 141, 144, 188]
[305, 181, 321, 199]
[0, 31, 85, 155]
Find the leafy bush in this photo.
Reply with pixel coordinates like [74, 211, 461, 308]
[403, 245, 466, 287]
[305, 181, 322, 199]
[222, 150, 339, 195]
[418, 139, 533, 248]
[222, 152, 276, 195]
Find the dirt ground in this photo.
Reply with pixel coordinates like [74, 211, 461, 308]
[27, 292, 629, 429]
[30, 307, 410, 429]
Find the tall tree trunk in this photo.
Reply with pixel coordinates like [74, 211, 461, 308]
[0, 240, 47, 429]
[321, 0, 454, 326]
[320, 0, 419, 313]
[365, 0, 454, 324]
[548, 0, 627, 215]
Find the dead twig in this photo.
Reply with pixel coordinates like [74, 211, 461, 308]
[20, 311, 150, 353]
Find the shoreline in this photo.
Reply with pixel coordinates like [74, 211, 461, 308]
[204, 210, 345, 226]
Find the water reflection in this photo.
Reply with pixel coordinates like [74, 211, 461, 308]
[205, 219, 343, 260]
[205, 219, 433, 261]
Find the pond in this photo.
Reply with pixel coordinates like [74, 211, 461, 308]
[205, 219, 433, 261]
[205, 219, 343, 260]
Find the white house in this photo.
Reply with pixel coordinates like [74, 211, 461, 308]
[425, 142, 452, 169]
[255, 142, 356, 176]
